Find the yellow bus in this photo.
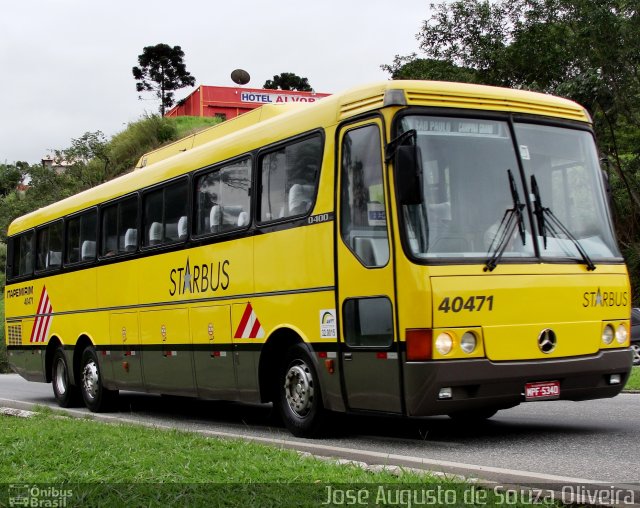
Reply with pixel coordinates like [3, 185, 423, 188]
[4, 81, 633, 437]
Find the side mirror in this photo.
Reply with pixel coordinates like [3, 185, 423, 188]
[599, 156, 612, 201]
[395, 145, 423, 205]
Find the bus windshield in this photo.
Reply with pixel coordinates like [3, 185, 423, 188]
[398, 115, 620, 263]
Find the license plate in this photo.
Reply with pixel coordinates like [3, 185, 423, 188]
[524, 380, 560, 401]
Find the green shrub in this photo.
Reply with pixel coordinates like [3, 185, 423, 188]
[0, 296, 8, 374]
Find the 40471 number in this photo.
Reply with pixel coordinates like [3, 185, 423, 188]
[438, 295, 494, 313]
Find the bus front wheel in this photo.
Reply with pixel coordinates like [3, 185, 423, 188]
[79, 347, 118, 412]
[51, 347, 80, 408]
[277, 344, 327, 438]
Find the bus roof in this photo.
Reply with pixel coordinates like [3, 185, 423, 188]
[133, 103, 303, 169]
[8, 80, 590, 236]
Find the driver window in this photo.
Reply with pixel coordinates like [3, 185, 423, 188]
[340, 124, 389, 267]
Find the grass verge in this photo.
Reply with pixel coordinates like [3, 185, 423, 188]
[173, 115, 221, 137]
[624, 366, 640, 390]
[0, 295, 7, 374]
[0, 410, 541, 507]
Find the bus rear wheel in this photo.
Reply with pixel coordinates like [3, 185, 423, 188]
[51, 347, 80, 408]
[80, 347, 118, 412]
[277, 344, 327, 438]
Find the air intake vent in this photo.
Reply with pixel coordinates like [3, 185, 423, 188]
[8, 323, 22, 346]
[405, 90, 587, 122]
[339, 93, 385, 120]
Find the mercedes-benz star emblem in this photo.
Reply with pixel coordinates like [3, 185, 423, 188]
[538, 329, 557, 354]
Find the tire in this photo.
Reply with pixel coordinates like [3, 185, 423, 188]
[79, 346, 118, 412]
[51, 347, 80, 408]
[448, 407, 499, 422]
[277, 344, 327, 438]
[631, 343, 640, 366]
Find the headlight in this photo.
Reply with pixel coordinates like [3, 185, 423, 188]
[435, 333, 453, 355]
[602, 324, 614, 345]
[460, 332, 477, 354]
[615, 324, 628, 344]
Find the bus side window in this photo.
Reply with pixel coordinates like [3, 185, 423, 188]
[143, 189, 163, 246]
[194, 158, 251, 236]
[259, 135, 321, 222]
[143, 179, 188, 247]
[20, 233, 34, 277]
[48, 221, 63, 269]
[36, 221, 63, 271]
[66, 210, 97, 264]
[66, 218, 80, 264]
[101, 204, 118, 257]
[116, 196, 138, 254]
[36, 228, 50, 271]
[8, 231, 34, 279]
[101, 196, 138, 257]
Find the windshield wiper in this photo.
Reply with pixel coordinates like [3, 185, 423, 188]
[530, 175, 548, 249]
[509, 169, 527, 246]
[484, 170, 526, 272]
[530, 175, 596, 271]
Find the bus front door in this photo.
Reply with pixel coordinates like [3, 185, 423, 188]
[336, 120, 402, 413]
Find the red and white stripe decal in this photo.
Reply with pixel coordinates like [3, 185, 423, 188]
[234, 303, 265, 339]
[30, 286, 54, 343]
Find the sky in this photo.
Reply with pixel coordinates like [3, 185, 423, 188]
[0, 0, 431, 164]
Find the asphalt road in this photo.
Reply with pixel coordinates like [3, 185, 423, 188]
[1, 373, 639, 491]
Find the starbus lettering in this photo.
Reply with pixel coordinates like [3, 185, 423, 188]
[582, 288, 628, 308]
[169, 257, 230, 296]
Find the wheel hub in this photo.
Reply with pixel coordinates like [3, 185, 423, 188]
[82, 361, 99, 401]
[284, 363, 314, 417]
[53, 359, 67, 396]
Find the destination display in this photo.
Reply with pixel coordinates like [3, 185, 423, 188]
[404, 117, 508, 138]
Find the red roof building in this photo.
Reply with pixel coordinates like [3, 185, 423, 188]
[165, 85, 331, 120]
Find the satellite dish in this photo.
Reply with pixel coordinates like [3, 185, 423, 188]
[231, 69, 250, 85]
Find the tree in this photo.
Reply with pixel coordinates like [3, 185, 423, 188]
[0, 162, 25, 197]
[54, 131, 111, 188]
[132, 44, 196, 115]
[384, 0, 640, 298]
[263, 73, 312, 91]
[381, 54, 481, 83]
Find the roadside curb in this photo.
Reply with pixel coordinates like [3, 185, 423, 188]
[3, 397, 640, 507]
[0, 398, 611, 486]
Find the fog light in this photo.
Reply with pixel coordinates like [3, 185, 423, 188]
[615, 324, 628, 344]
[435, 333, 454, 355]
[602, 325, 614, 345]
[438, 387, 453, 399]
[609, 374, 622, 385]
[460, 332, 477, 354]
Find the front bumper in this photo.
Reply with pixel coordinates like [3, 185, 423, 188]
[404, 349, 633, 416]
